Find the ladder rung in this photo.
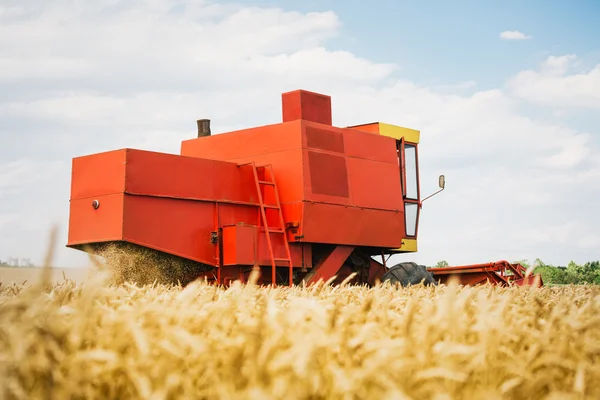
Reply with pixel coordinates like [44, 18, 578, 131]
[252, 163, 293, 287]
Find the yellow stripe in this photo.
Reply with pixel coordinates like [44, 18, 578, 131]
[392, 238, 418, 253]
[378, 123, 420, 144]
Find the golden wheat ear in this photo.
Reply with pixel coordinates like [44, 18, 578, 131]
[247, 267, 261, 285]
[340, 272, 358, 286]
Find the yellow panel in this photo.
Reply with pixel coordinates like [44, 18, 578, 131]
[379, 123, 420, 144]
[391, 238, 418, 253]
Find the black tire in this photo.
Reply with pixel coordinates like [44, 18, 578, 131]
[381, 261, 437, 287]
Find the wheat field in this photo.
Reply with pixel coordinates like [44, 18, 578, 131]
[1, 261, 599, 400]
[1, 231, 599, 399]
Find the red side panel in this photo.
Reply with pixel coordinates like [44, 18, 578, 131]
[222, 224, 309, 267]
[344, 128, 397, 163]
[123, 195, 217, 265]
[221, 150, 305, 205]
[214, 164, 257, 204]
[347, 157, 402, 210]
[217, 204, 258, 227]
[123, 149, 256, 204]
[180, 120, 303, 161]
[125, 150, 216, 200]
[282, 90, 332, 125]
[301, 202, 403, 248]
[303, 150, 352, 205]
[180, 121, 304, 206]
[222, 225, 257, 266]
[68, 149, 128, 246]
[301, 121, 403, 212]
[70, 149, 127, 199]
[301, 123, 351, 206]
[68, 193, 124, 245]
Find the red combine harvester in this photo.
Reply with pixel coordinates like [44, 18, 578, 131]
[66, 89, 542, 288]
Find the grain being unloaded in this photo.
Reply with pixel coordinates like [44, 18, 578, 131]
[92, 242, 211, 287]
[1, 265, 599, 399]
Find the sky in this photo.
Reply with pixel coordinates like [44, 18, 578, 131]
[1, 0, 599, 268]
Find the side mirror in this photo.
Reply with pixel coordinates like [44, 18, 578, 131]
[421, 174, 446, 206]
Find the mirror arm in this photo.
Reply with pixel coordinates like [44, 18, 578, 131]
[419, 187, 445, 208]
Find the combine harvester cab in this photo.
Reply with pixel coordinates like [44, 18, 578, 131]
[66, 89, 543, 288]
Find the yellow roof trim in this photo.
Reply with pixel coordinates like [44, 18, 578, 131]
[378, 123, 420, 144]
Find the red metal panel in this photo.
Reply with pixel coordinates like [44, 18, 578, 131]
[282, 91, 302, 123]
[302, 150, 352, 206]
[303, 245, 355, 285]
[305, 125, 344, 153]
[302, 244, 313, 270]
[70, 149, 126, 200]
[125, 149, 216, 200]
[282, 90, 332, 125]
[222, 225, 257, 266]
[218, 204, 259, 227]
[221, 224, 308, 268]
[281, 202, 302, 226]
[347, 157, 402, 211]
[367, 258, 387, 286]
[256, 231, 294, 266]
[183, 124, 305, 207]
[214, 164, 257, 204]
[67, 193, 124, 245]
[234, 151, 305, 205]
[307, 151, 350, 198]
[180, 120, 303, 161]
[125, 150, 259, 204]
[301, 202, 404, 248]
[123, 195, 217, 266]
[344, 128, 397, 163]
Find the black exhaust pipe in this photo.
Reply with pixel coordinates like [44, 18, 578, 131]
[197, 119, 211, 137]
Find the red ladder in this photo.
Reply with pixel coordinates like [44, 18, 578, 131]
[251, 163, 294, 287]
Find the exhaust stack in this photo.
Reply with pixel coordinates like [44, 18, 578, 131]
[197, 119, 211, 137]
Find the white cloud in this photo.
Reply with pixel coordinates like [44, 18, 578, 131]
[507, 55, 600, 109]
[500, 30, 532, 40]
[248, 47, 397, 80]
[540, 55, 578, 76]
[0, 1, 598, 269]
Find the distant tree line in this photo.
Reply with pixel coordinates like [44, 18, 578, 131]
[524, 259, 600, 285]
[430, 259, 600, 285]
[0, 257, 35, 267]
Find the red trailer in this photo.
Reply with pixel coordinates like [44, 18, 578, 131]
[66, 89, 542, 288]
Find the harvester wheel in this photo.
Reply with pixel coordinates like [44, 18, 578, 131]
[381, 262, 437, 287]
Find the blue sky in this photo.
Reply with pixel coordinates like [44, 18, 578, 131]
[230, 0, 600, 88]
[222, 0, 600, 136]
[0, 0, 599, 268]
